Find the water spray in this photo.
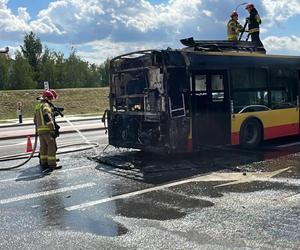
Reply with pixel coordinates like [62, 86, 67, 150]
[235, 2, 248, 12]
[63, 117, 99, 155]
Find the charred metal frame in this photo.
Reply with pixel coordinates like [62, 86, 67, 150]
[107, 50, 172, 153]
[107, 40, 300, 153]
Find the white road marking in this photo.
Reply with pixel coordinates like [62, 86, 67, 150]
[283, 193, 300, 201]
[65, 167, 292, 211]
[276, 142, 300, 148]
[65, 178, 200, 211]
[0, 142, 26, 148]
[0, 182, 96, 205]
[0, 165, 93, 183]
[0, 175, 40, 183]
[214, 167, 290, 187]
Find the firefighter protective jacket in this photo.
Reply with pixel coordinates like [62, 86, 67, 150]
[227, 19, 243, 41]
[34, 101, 55, 135]
[248, 8, 261, 34]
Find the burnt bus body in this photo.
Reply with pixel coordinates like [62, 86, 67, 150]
[108, 40, 298, 153]
[108, 50, 190, 153]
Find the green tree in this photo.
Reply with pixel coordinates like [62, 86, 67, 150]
[99, 58, 110, 86]
[9, 51, 36, 90]
[8, 32, 110, 89]
[21, 31, 42, 81]
[86, 63, 101, 87]
[53, 51, 66, 88]
[64, 48, 91, 88]
[0, 55, 10, 90]
[38, 47, 56, 88]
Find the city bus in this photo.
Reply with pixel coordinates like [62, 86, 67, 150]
[106, 39, 300, 153]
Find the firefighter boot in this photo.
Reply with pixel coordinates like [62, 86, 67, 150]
[49, 165, 62, 170]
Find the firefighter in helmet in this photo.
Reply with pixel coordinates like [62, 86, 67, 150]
[245, 3, 264, 48]
[227, 11, 243, 41]
[34, 89, 61, 171]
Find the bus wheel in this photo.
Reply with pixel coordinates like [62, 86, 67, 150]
[240, 118, 262, 149]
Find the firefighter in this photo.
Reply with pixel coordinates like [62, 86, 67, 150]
[34, 89, 61, 171]
[227, 11, 243, 41]
[245, 3, 264, 48]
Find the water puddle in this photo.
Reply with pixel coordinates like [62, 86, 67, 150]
[65, 211, 128, 237]
[41, 209, 128, 237]
[115, 198, 187, 220]
[141, 191, 215, 209]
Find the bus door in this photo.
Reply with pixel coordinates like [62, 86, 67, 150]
[191, 71, 231, 149]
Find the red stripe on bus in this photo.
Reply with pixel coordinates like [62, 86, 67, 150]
[231, 132, 240, 145]
[264, 123, 299, 140]
[231, 123, 300, 145]
[186, 138, 193, 152]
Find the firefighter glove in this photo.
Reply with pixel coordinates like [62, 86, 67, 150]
[50, 130, 56, 138]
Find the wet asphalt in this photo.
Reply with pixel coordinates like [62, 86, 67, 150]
[0, 133, 299, 249]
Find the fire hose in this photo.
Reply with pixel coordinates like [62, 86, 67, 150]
[0, 128, 100, 171]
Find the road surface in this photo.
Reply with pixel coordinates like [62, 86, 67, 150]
[0, 130, 299, 249]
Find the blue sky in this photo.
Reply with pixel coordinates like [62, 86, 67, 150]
[0, 0, 300, 64]
[8, 0, 50, 18]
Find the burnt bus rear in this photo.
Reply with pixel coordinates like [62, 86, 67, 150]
[108, 50, 190, 153]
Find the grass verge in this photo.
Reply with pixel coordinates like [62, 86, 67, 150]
[0, 88, 109, 120]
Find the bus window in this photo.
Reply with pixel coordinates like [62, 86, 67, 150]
[232, 69, 267, 89]
[270, 68, 297, 109]
[211, 75, 224, 90]
[231, 69, 251, 89]
[211, 74, 224, 102]
[233, 91, 268, 112]
[231, 69, 268, 113]
[253, 69, 268, 88]
[195, 75, 207, 92]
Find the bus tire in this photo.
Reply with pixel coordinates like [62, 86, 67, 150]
[240, 118, 262, 149]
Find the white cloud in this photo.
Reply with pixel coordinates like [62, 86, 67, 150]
[0, 0, 299, 63]
[263, 35, 300, 53]
[76, 38, 170, 64]
[30, 0, 204, 41]
[262, 0, 300, 24]
[17, 7, 30, 22]
[0, 0, 8, 9]
[0, 2, 30, 34]
[202, 9, 212, 17]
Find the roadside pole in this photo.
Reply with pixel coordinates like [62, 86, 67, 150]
[17, 102, 23, 124]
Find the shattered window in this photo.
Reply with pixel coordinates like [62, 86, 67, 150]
[113, 71, 148, 111]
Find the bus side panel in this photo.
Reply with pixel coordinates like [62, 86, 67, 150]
[169, 117, 191, 153]
[231, 108, 300, 144]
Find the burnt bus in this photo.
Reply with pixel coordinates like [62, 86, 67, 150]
[107, 39, 300, 153]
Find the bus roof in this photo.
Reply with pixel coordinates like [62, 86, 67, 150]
[110, 38, 300, 63]
[182, 50, 300, 59]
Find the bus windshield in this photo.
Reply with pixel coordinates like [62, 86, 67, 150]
[112, 71, 147, 112]
[111, 66, 164, 113]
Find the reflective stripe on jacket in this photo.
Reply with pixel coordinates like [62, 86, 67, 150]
[227, 19, 243, 41]
[34, 102, 55, 134]
[248, 8, 261, 34]
[249, 28, 260, 34]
